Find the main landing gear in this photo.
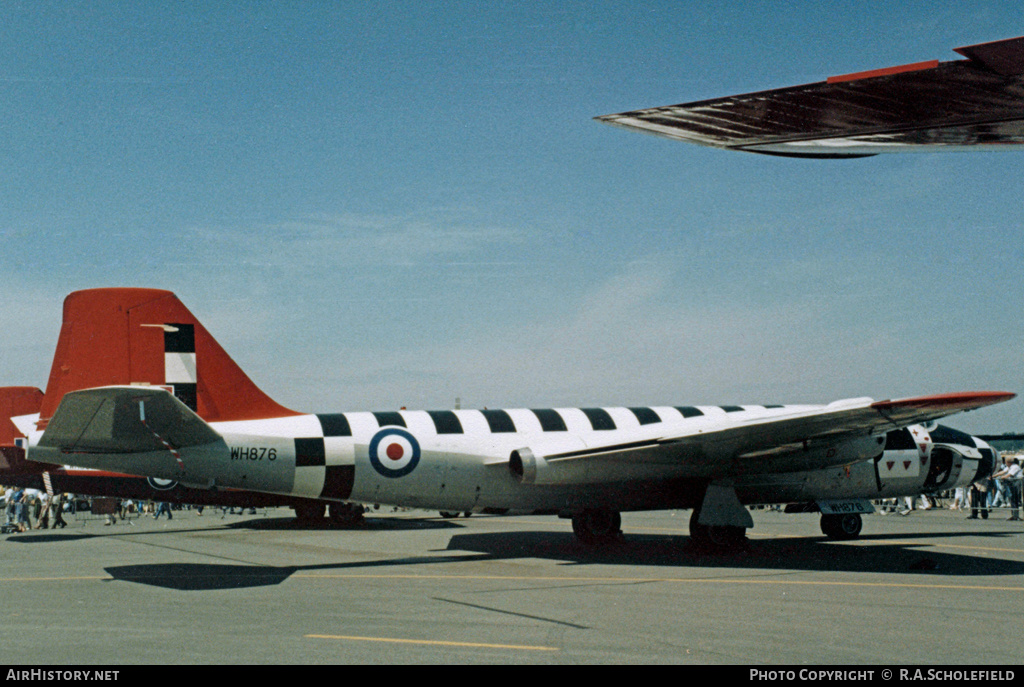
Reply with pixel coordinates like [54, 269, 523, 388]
[438, 511, 472, 518]
[689, 508, 747, 551]
[819, 513, 862, 540]
[571, 509, 623, 546]
[293, 502, 325, 523]
[329, 502, 366, 527]
[292, 502, 365, 527]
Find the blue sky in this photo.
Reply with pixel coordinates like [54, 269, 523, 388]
[2, 2, 1021, 433]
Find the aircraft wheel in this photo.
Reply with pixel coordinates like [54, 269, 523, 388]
[293, 502, 326, 523]
[689, 509, 747, 551]
[571, 509, 622, 546]
[439, 511, 460, 519]
[329, 502, 365, 527]
[820, 513, 862, 540]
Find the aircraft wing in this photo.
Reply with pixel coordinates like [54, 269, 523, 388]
[595, 36, 1024, 158]
[536, 392, 1015, 476]
[36, 386, 222, 455]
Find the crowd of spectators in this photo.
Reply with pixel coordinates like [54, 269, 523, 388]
[1, 487, 68, 532]
[2, 488, 261, 531]
[966, 454, 1022, 521]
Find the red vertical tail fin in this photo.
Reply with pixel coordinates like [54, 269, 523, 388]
[39, 289, 300, 425]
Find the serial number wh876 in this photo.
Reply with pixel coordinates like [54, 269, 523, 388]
[230, 446, 278, 461]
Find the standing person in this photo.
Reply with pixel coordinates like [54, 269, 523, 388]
[991, 458, 1011, 509]
[153, 502, 172, 520]
[3, 487, 15, 525]
[13, 489, 29, 532]
[13, 489, 27, 531]
[49, 493, 67, 529]
[968, 479, 990, 520]
[1001, 458, 1022, 521]
[24, 490, 40, 530]
[35, 492, 50, 529]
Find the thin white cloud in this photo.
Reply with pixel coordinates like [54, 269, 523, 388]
[185, 210, 533, 269]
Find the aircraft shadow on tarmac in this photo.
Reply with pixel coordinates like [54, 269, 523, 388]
[99, 528, 1024, 592]
[228, 515, 463, 532]
[3, 532, 97, 544]
[1, 515, 462, 548]
[443, 529, 1024, 576]
[101, 554, 495, 592]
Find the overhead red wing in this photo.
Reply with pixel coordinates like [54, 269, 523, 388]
[595, 36, 1024, 158]
[868, 391, 1017, 426]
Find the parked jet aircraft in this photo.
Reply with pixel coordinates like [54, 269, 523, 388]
[15, 289, 1014, 548]
[596, 36, 1024, 158]
[0, 386, 359, 524]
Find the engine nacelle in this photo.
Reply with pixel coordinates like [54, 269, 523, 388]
[736, 424, 998, 504]
[879, 423, 997, 493]
[510, 447, 600, 485]
[509, 448, 543, 484]
[508, 441, 689, 486]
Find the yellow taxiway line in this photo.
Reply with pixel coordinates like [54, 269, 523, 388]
[305, 634, 558, 652]
[291, 572, 1024, 593]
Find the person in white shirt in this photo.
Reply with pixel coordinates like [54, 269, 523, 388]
[993, 457, 1022, 521]
[1003, 458, 1022, 521]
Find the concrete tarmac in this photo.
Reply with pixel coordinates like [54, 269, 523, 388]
[2, 505, 1023, 665]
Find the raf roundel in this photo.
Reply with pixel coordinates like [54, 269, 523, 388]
[147, 477, 179, 491]
[368, 428, 421, 478]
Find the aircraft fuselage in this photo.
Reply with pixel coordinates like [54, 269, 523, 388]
[20, 404, 991, 516]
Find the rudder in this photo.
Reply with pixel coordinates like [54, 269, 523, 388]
[39, 289, 299, 425]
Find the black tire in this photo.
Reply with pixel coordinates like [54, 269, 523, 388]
[571, 509, 622, 546]
[689, 508, 747, 551]
[293, 502, 326, 523]
[328, 502, 365, 527]
[820, 513, 862, 540]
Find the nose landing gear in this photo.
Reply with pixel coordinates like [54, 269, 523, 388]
[820, 512, 862, 540]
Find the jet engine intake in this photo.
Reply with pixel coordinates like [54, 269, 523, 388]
[510, 448, 546, 485]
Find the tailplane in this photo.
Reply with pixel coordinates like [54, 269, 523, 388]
[38, 289, 299, 426]
[38, 386, 221, 456]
